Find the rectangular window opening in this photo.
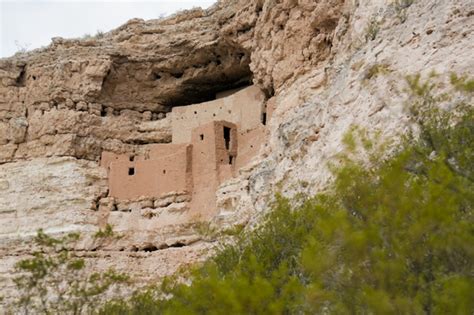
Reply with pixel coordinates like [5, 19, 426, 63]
[200, 134, 204, 141]
[128, 167, 135, 176]
[261, 112, 267, 126]
[223, 126, 231, 150]
[229, 155, 234, 165]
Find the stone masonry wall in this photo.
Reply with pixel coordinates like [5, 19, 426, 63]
[171, 85, 265, 143]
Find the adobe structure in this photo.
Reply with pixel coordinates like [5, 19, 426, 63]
[100, 85, 267, 220]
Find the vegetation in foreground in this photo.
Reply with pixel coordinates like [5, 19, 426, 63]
[8, 74, 473, 314]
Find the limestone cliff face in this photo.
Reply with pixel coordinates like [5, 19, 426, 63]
[1, 0, 473, 303]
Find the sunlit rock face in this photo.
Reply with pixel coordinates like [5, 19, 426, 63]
[1, 0, 473, 306]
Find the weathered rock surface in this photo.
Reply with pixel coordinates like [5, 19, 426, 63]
[0, 157, 106, 239]
[1, 0, 473, 307]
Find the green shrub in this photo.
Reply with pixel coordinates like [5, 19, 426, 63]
[365, 17, 380, 41]
[95, 30, 105, 39]
[450, 72, 474, 93]
[364, 63, 391, 81]
[392, 0, 415, 23]
[94, 224, 115, 239]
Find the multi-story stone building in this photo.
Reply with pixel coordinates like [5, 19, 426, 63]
[100, 85, 267, 220]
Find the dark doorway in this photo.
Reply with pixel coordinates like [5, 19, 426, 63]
[223, 127, 231, 150]
[128, 167, 135, 176]
[261, 112, 267, 125]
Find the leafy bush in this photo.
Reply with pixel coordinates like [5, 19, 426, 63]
[94, 224, 115, 239]
[392, 0, 415, 23]
[365, 17, 379, 42]
[364, 63, 392, 81]
[99, 75, 474, 314]
[95, 30, 105, 39]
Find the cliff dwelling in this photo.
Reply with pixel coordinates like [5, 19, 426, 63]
[100, 85, 267, 219]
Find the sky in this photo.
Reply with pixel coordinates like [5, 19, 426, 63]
[0, 0, 217, 58]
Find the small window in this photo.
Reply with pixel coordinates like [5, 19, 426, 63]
[194, 111, 197, 114]
[128, 167, 135, 176]
[229, 156, 234, 165]
[223, 127, 231, 150]
[163, 169, 166, 174]
[200, 134, 204, 141]
[261, 112, 267, 125]
[129, 156, 134, 162]
[172, 71, 183, 79]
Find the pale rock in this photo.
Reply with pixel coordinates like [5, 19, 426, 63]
[7, 117, 28, 144]
[88, 103, 103, 116]
[38, 102, 50, 112]
[64, 98, 75, 109]
[0, 122, 8, 144]
[142, 111, 152, 121]
[76, 101, 88, 111]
